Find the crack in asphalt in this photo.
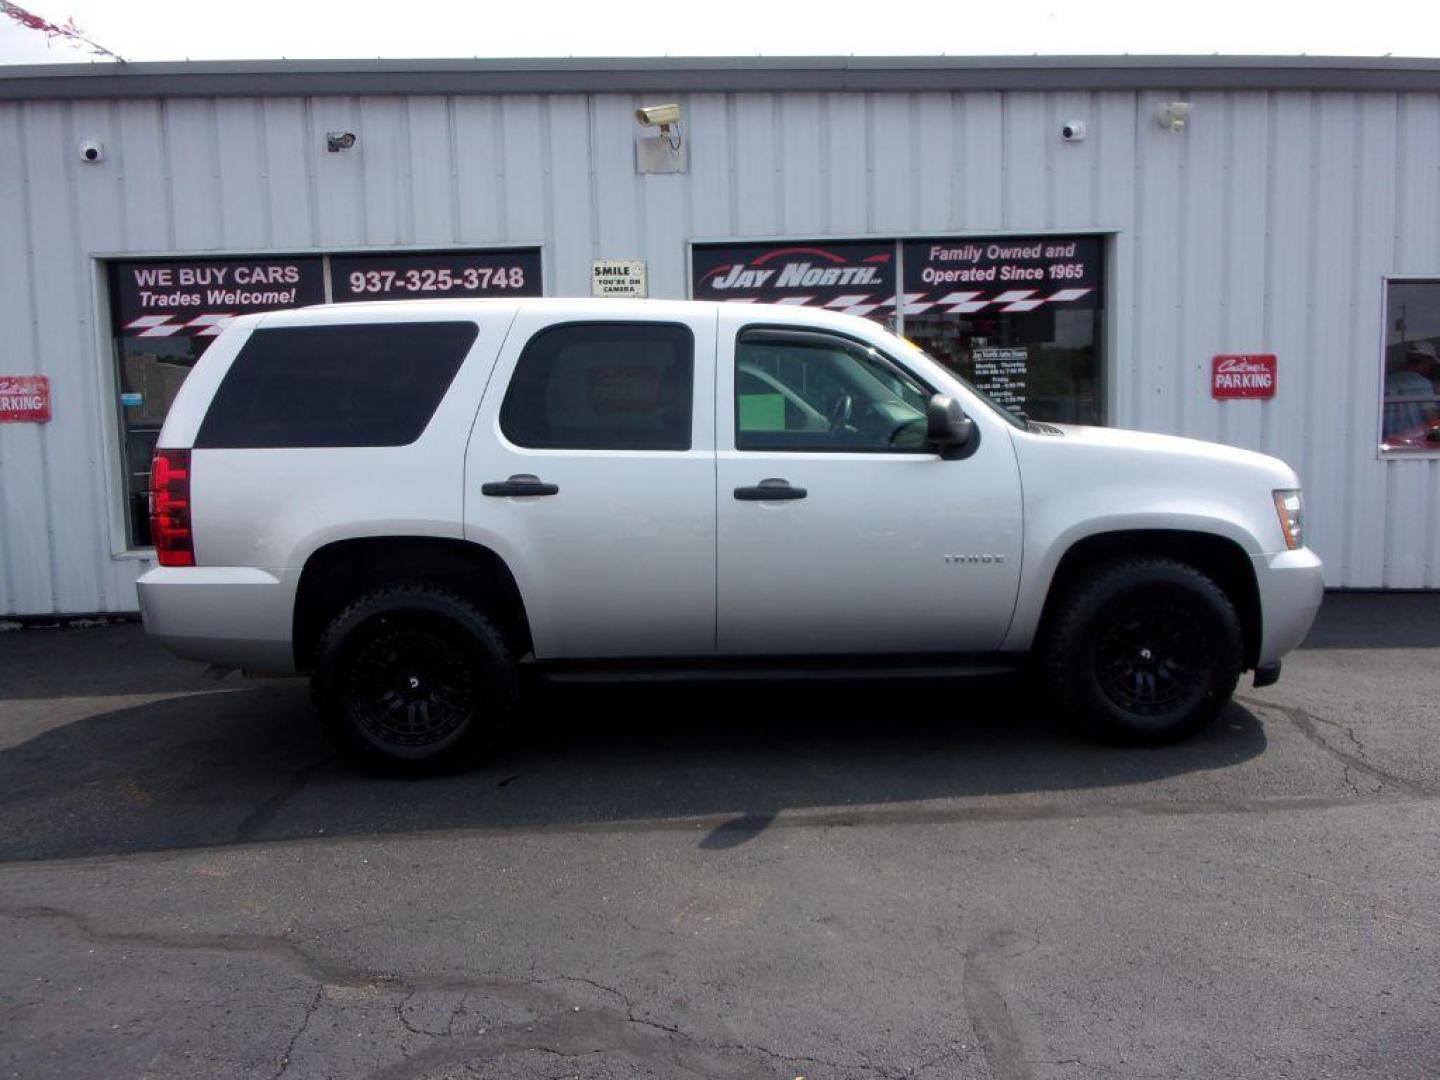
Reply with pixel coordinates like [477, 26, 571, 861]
[1238, 695, 1433, 797]
[395, 986, 452, 1040]
[273, 984, 322, 1079]
[0, 902, 401, 990]
[0, 902, 901, 1080]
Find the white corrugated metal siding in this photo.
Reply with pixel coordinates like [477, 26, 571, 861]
[1, 85, 1438, 613]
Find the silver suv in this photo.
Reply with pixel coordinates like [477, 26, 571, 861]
[139, 298, 1323, 769]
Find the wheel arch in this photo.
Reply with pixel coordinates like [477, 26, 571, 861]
[292, 535, 532, 672]
[1032, 529, 1263, 670]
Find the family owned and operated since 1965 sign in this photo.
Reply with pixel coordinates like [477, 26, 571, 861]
[901, 236, 1103, 314]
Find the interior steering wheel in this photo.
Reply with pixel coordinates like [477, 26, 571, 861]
[827, 392, 854, 433]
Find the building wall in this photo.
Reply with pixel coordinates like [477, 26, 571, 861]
[1, 85, 1439, 613]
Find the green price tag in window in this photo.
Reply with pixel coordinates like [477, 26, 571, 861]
[739, 393, 785, 431]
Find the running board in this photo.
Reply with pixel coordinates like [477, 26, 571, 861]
[531, 655, 1025, 685]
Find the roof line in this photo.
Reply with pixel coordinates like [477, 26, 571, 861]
[4, 55, 1440, 100]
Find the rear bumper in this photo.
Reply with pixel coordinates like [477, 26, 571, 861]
[136, 565, 297, 674]
[1251, 547, 1324, 667]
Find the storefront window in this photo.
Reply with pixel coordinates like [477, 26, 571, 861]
[901, 236, 1105, 425]
[1381, 280, 1440, 454]
[110, 256, 326, 547]
[689, 235, 1106, 426]
[108, 248, 544, 548]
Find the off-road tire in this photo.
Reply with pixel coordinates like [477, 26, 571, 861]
[312, 584, 517, 772]
[1043, 556, 1242, 745]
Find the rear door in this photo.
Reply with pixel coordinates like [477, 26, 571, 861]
[464, 307, 717, 659]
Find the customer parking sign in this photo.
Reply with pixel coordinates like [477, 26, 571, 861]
[0, 375, 50, 423]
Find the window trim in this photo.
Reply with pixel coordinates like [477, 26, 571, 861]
[498, 319, 697, 452]
[732, 323, 954, 456]
[1378, 274, 1440, 460]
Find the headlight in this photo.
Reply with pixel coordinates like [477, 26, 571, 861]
[1273, 489, 1304, 550]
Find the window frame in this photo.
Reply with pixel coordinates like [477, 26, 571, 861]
[498, 319, 697, 452]
[732, 324, 947, 456]
[1378, 274, 1440, 459]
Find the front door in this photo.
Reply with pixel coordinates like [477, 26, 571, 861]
[715, 316, 1023, 655]
[465, 308, 717, 659]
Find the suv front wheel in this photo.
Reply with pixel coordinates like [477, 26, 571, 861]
[1043, 557, 1243, 745]
[312, 584, 517, 771]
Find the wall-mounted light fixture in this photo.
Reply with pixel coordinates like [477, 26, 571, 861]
[1156, 102, 1192, 133]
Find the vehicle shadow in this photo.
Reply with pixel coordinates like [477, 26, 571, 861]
[0, 642, 1268, 863]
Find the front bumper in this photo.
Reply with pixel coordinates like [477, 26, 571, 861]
[136, 565, 297, 674]
[1251, 547, 1324, 667]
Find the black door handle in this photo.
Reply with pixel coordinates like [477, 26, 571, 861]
[734, 478, 807, 501]
[482, 473, 559, 497]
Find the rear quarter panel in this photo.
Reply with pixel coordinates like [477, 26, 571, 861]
[170, 304, 518, 573]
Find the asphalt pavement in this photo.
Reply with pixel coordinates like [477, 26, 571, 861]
[1, 593, 1438, 1079]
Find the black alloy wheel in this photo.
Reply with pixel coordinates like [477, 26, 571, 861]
[1092, 599, 1213, 717]
[1043, 556, 1243, 745]
[344, 613, 478, 750]
[312, 584, 516, 771]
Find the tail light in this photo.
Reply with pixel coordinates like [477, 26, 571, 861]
[149, 449, 194, 566]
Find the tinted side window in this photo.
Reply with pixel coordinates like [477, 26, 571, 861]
[195, 322, 477, 449]
[500, 322, 694, 450]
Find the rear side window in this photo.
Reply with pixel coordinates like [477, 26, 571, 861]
[500, 322, 693, 450]
[194, 321, 478, 449]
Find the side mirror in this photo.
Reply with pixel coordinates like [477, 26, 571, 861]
[926, 394, 975, 458]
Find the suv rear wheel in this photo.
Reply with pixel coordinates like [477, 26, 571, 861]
[312, 584, 517, 771]
[1043, 557, 1242, 745]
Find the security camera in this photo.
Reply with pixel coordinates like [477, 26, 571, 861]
[1060, 120, 1087, 142]
[634, 103, 681, 128]
[79, 139, 104, 163]
[1157, 102, 1191, 133]
[326, 131, 357, 152]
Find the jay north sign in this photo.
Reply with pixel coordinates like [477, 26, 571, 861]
[691, 241, 896, 318]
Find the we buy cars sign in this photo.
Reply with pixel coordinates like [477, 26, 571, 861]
[0, 375, 50, 422]
[1212, 355, 1277, 399]
[112, 256, 325, 338]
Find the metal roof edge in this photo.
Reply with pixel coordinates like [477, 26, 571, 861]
[4, 55, 1440, 100]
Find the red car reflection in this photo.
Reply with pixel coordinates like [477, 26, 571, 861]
[1384, 420, 1440, 450]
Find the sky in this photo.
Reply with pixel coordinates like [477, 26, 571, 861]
[3, 0, 1440, 64]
